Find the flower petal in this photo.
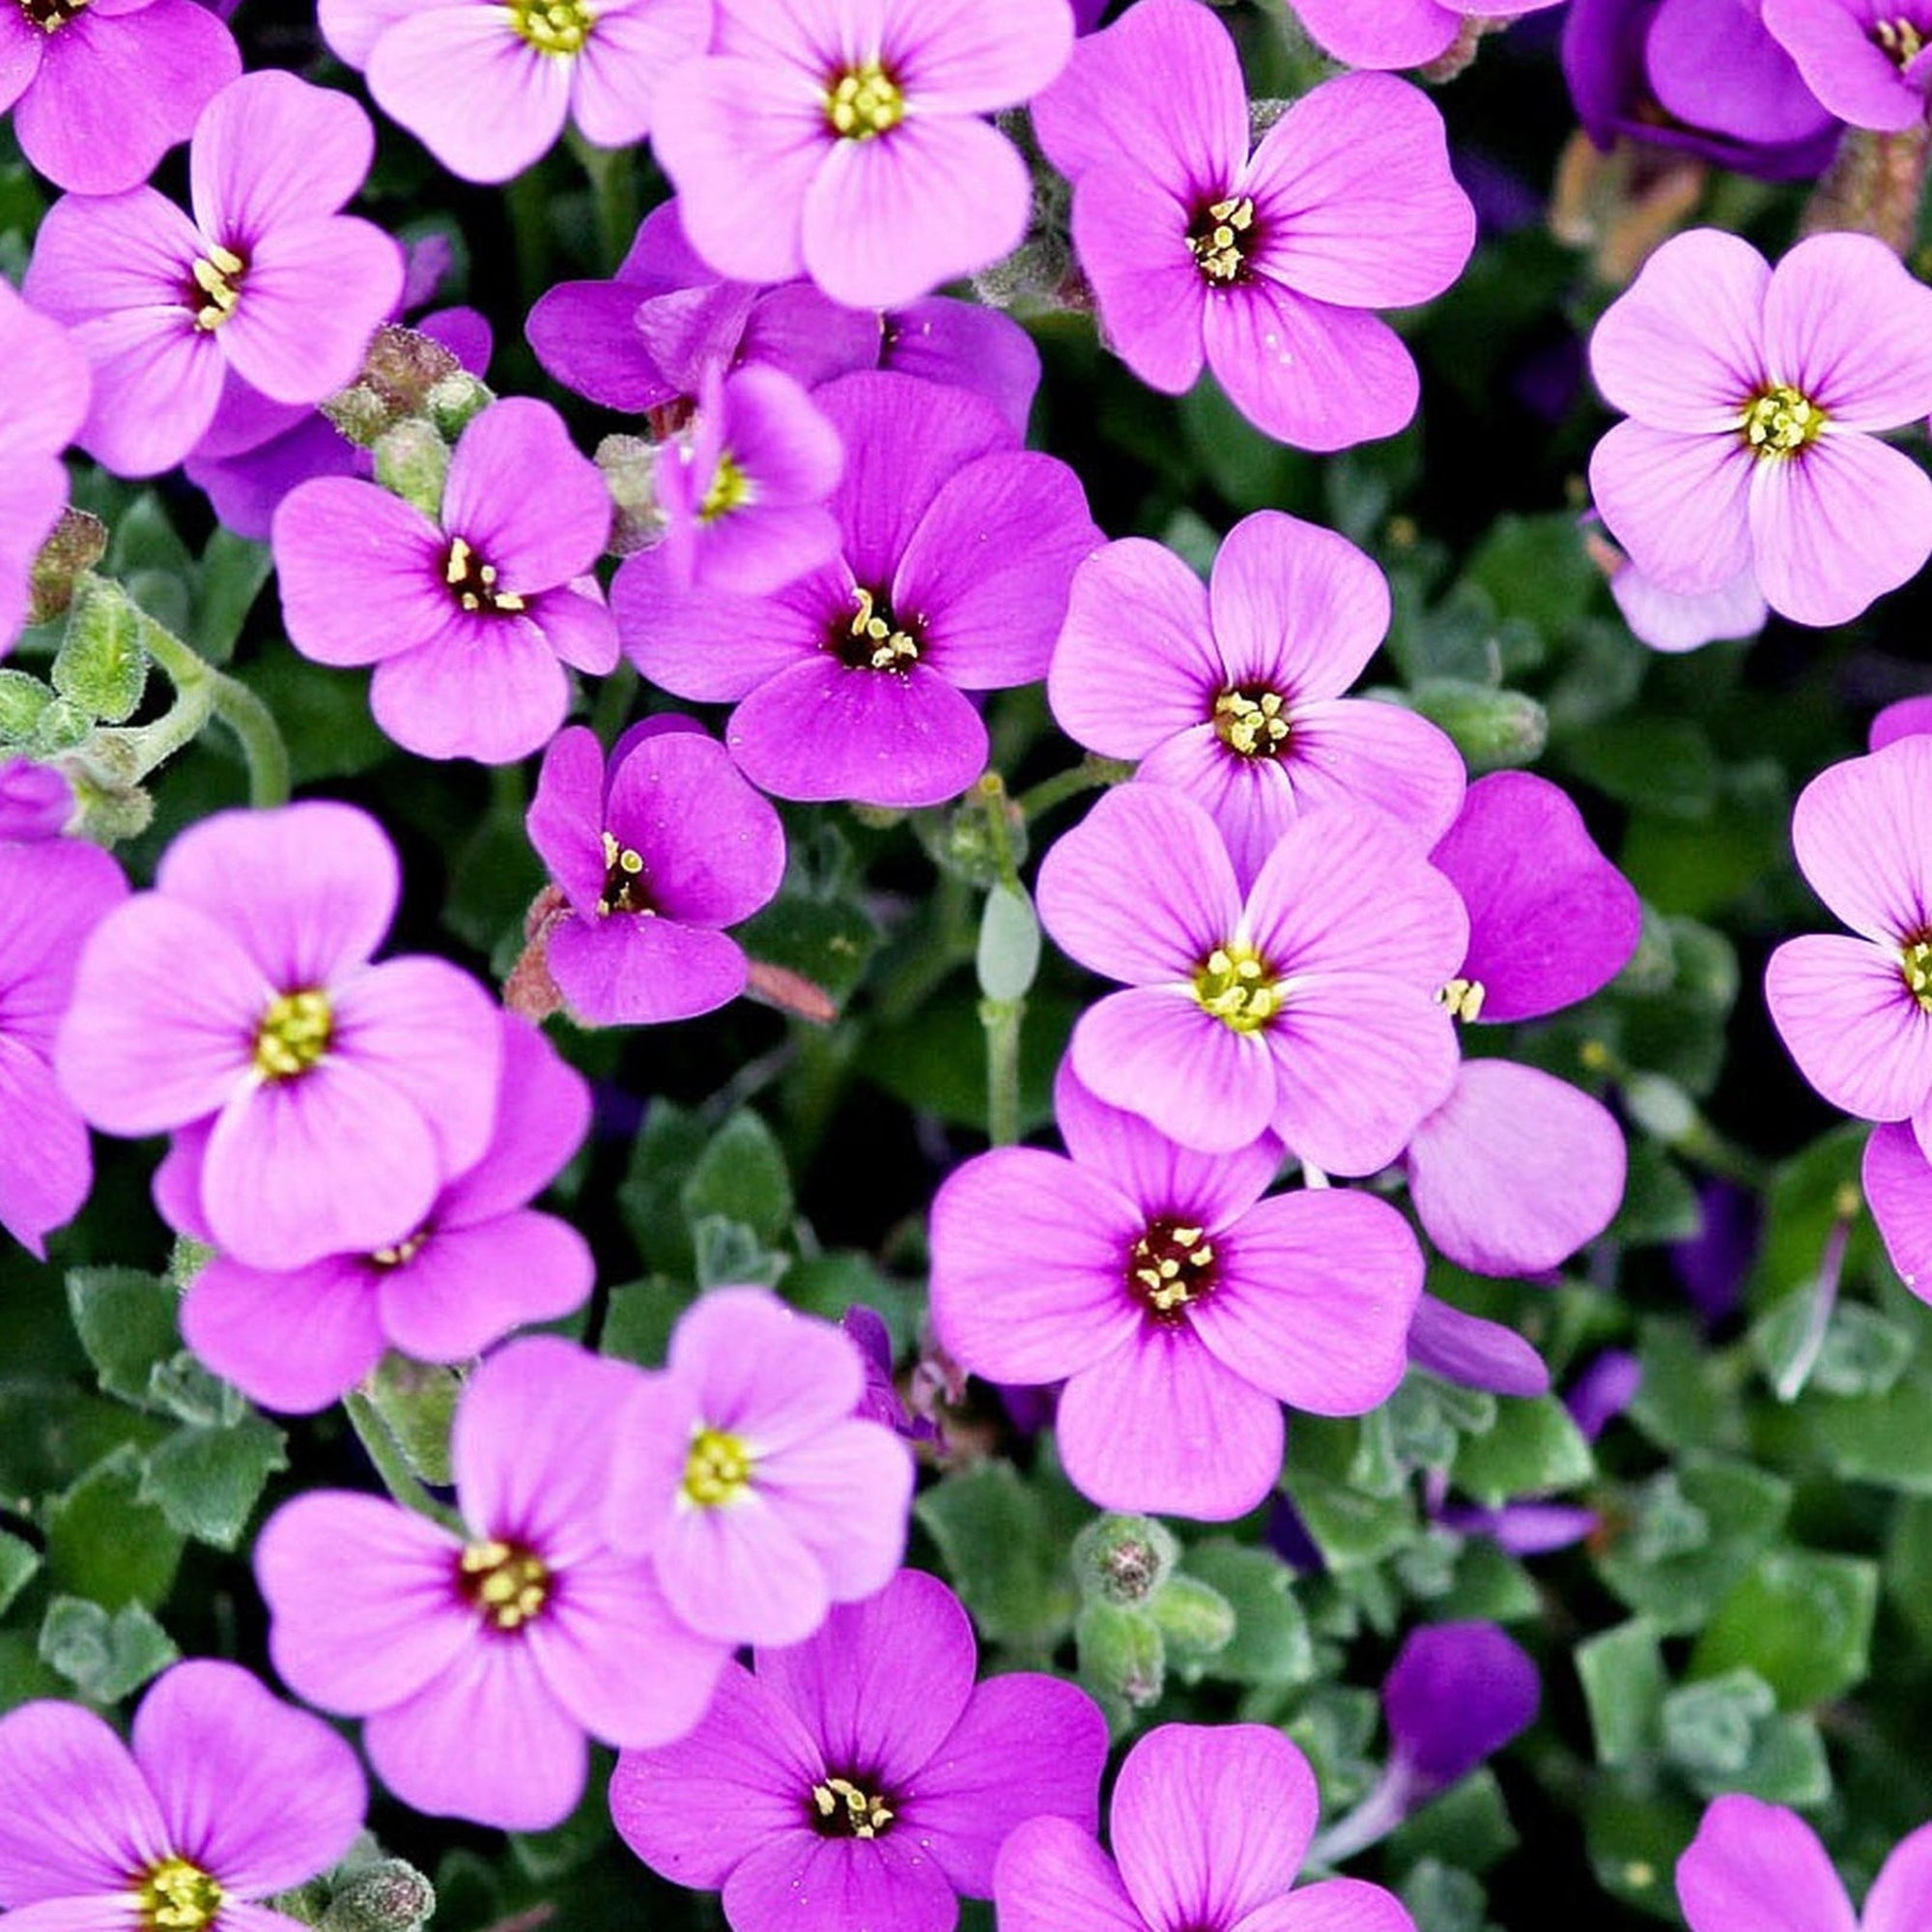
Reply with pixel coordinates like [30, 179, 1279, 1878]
[1676, 1795, 1856, 1932]
[379, 1210, 594, 1364]
[994, 1817, 1145, 1932]
[1766, 933, 1932, 1123]
[0, 1703, 162, 1905]
[1760, 230, 1932, 428]
[182, 1252, 384, 1414]
[1589, 418, 1753, 598]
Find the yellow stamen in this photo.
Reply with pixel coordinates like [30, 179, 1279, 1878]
[459, 1538, 551, 1630]
[1128, 1220, 1216, 1318]
[19, 0, 90, 32]
[681, 1426, 753, 1507]
[846, 585, 919, 669]
[699, 451, 751, 524]
[510, 0, 592, 55]
[1741, 384, 1827, 460]
[597, 827, 653, 917]
[444, 535, 526, 613]
[1436, 977, 1488, 1023]
[810, 1775, 895, 1838]
[136, 1858, 224, 1932]
[1187, 196, 1256, 284]
[189, 242, 244, 332]
[1213, 685, 1290, 759]
[253, 988, 332, 1080]
[1193, 942, 1279, 1034]
[1903, 937, 1932, 1011]
[826, 60, 904, 140]
[1877, 16, 1926, 67]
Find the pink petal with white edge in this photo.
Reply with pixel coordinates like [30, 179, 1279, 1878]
[1037, 782, 1243, 983]
[131, 1660, 365, 1898]
[1864, 1122, 1932, 1304]
[156, 799, 399, 987]
[1113, 1723, 1316, 1930]
[1210, 509, 1392, 696]
[1406, 1061, 1627, 1276]
[1761, 231, 1932, 429]
[183, 1251, 384, 1414]
[1790, 737, 1932, 944]
[189, 70, 374, 238]
[1864, 1818, 1932, 1932]
[1765, 933, 1932, 1123]
[1057, 1323, 1285, 1520]
[0, 1703, 163, 1904]
[1242, 73, 1474, 309]
[928, 1148, 1146, 1382]
[760, 1419, 914, 1603]
[1676, 1795, 1856, 1932]
[653, 1491, 832, 1647]
[802, 113, 1030, 310]
[1207, 283, 1418, 453]
[891, 0, 1075, 114]
[1588, 420, 1753, 598]
[378, 1211, 595, 1364]
[1748, 432, 1932, 629]
[273, 478, 450, 668]
[568, 0, 711, 148]
[1049, 537, 1220, 757]
[1588, 229, 1769, 430]
[1069, 165, 1210, 394]
[995, 1817, 1144, 1932]
[1233, 1878, 1418, 1932]
[255, 1492, 471, 1713]
[1194, 1188, 1421, 1411]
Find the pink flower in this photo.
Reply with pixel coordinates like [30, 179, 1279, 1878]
[650, 0, 1075, 309]
[0, 279, 90, 651]
[1289, 0, 1564, 70]
[1588, 228, 1932, 628]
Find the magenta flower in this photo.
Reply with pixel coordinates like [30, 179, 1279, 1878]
[1289, 0, 1563, 70]
[0, 759, 73, 841]
[1588, 228, 1932, 629]
[0, 282, 90, 650]
[1406, 772, 1641, 1276]
[160, 1012, 593, 1413]
[23, 71, 404, 479]
[930, 1064, 1422, 1520]
[1768, 737, 1932, 1151]
[611, 1567, 1108, 1932]
[605, 1287, 914, 1646]
[1050, 510, 1465, 890]
[55, 801, 502, 1273]
[273, 397, 617, 763]
[0, 0, 240, 194]
[1037, 783, 1465, 1168]
[0, 1659, 364, 1932]
[257, 1337, 729, 1833]
[1679, 1796, 1932, 1932]
[997, 1721, 1413, 1932]
[616, 371, 1099, 810]
[654, 365, 844, 596]
[0, 837, 126, 1257]
[651, 0, 1074, 310]
[1033, 0, 1475, 451]
[1763, 0, 1932, 132]
[1407, 1293, 1551, 1399]
[526, 722, 786, 1025]
[321, 0, 710, 184]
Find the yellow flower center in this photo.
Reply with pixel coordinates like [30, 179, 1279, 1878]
[1741, 384, 1827, 460]
[838, 585, 920, 671]
[444, 536, 527, 614]
[253, 988, 332, 1080]
[369, 1228, 430, 1268]
[699, 451, 752, 524]
[682, 1427, 753, 1507]
[1213, 685, 1290, 760]
[188, 243, 245, 332]
[1903, 937, 1932, 1011]
[810, 1775, 895, 1839]
[511, 0, 592, 55]
[1128, 1218, 1217, 1320]
[1193, 942, 1279, 1033]
[1877, 16, 1926, 67]
[597, 828, 653, 917]
[135, 1857, 224, 1932]
[827, 60, 904, 140]
[1188, 196, 1256, 285]
[1436, 976, 1488, 1022]
[19, 0, 88, 31]
[459, 1538, 551, 1630]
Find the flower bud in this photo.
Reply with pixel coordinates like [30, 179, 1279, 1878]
[1072, 1513, 1179, 1606]
[373, 420, 450, 521]
[318, 1861, 437, 1932]
[28, 508, 108, 627]
[1075, 1599, 1165, 1710]
[1149, 1573, 1236, 1662]
[1404, 679, 1548, 773]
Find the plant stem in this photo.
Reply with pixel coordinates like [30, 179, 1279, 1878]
[567, 128, 639, 274]
[975, 771, 1022, 891]
[981, 995, 1025, 1149]
[1015, 754, 1132, 824]
[344, 1389, 461, 1530]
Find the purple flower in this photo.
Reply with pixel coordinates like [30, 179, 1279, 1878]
[1037, 783, 1464, 1169]
[0, 836, 126, 1257]
[54, 801, 503, 1272]
[650, 0, 1074, 310]
[1872, 695, 1932, 749]
[841, 1307, 939, 1444]
[0, 0, 240, 195]
[611, 1567, 1108, 1932]
[1406, 1294, 1552, 1398]
[160, 1011, 594, 1413]
[654, 365, 843, 596]
[615, 371, 1099, 810]
[1289, 0, 1563, 70]
[1766, 737, 1932, 1146]
[1405, 772, 1641, 1276]
[1610, 556, 1770, 654]
[1050, 510, 1465, 890]
[929, 1064, 1422, 1520]
[1764, 1, 1932, 130]
[257, 1337, 730, 1833]
[1568, 1348, 1644, 1439]
[23, 71, 404, 479]
[997, 1721, 1413, 1932]
[0, 1659, 364, 1930]
[1563, 0, 1841, 182]
[1679, 1796, 1932, 1932]
[273, 397, 617, 763]
[0, 759, 73, 841]
[1033, 0, 1475, 451]
[1589, 227, 1932, 628]
[0, 282, 89, 650]
[321, 0, 710, 184]
[526, 722, 787, 1025]
[605, 1287, 913, 1646]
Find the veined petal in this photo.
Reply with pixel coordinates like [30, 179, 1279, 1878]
[0, 1703, 163, 1904]
[1209, 509, 1392, 696]
[1865, 1819, 1932, 1932]
[1864, 1122, 1932, 1305]
[189, 69, 374, 238]
[1766, 932, 1932, 1122]
[1588, 420, 1753, 597]
[995, 1818, 1145, 1932]
[1676, 1795, 1856, 1932]
[182, 1252, 384, 1414]
[1067, 166, 1209, 395]
[274, 477, 451, 668]
[1790, 737, 1932, 945]
[1761, 230, 1932, 428]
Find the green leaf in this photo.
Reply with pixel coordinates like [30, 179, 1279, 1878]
[1386, 1770, 1519, 1875]
[54, 579, 148, 724]
[0, 1529, 41, 1616]
[691, 1215, 789, 1290]
[1582, 1769, 1700, 1921]
[1399, 1860, 1492, 1932]
[1577, 1620, 1668, 1767]
[364, 1355, 462, 1489]
[1437, 1540, 1543, 1625]
[0, 668, 53, 743]
[1564, 717, 1718, 820]
[1463, 512, 1598, 639]
[1754, 1295, 1912, 1403]
[192, 528, 272, 665]
[37, 1594, 178, 1703]
[235, 642, 388, 783]
[43, 1446, 184, 1610]
[1662, 1667, 1775, 1776]
[1178, 1540, 1314, 1688]
[617, 1101, 709, 1278]
[1608, 1143, 1704, 1247]
[599, 1275, 698, 1371]
[1148, 1573, 1235, 1663]
[976, 883, 1040, 1002]
[1803, 1358, 1932, 1493]
[139, 1414, 288, 1549]
[681, 1111, 793, 1244]
[1690, 1550, 1878, 1709]
[1282, 1466, 1417, 1569]
[1682, 1713, 1831, 1807]
[1450, 1395, 1594, 1508]
[64, 1267, 180, 1409]
[915, 1461, 1077, 1652]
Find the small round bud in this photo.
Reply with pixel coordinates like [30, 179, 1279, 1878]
[318, 1861, 437, 1932]
[425, 371, 494, 441]
[1072, 1513, 1179, 1606]
[373, 421, 451, 521]
[1149, 1573, 1236, 1662]
[1075, 1599, 1166, 1710]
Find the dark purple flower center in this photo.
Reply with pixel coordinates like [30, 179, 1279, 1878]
[598, 830, 656, 917]
[809, 1772, 896, 1838]
[185, 242, 246, 333]
[457, 1537, 551, 1631]
[443, 537, 527, 614]
[134, 1856, 224, 1932]
[18, 0, 87, 31]
[1128, 1217, 1219, 1321]
[1213, 684, 1290, 759]
[1188, 196, 1258, 285]
[1875, 15, 1927, 69]
[832, 586, 921, 672]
